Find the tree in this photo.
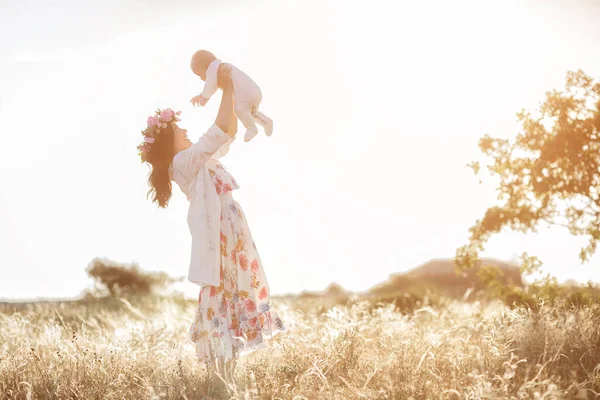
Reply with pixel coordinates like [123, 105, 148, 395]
[457, 70, 600, 273]
[86, 258, 181, 297]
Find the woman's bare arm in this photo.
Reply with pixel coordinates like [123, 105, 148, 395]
[215, 64, 235, 138]
[228, 106, 238, 136]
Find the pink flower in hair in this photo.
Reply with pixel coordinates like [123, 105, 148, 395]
[147, 116, 159, 128]
[160, 109, 174, 122]
[144, 136, 155, 143]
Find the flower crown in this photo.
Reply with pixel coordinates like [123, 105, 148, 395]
[137, 108, 182, 163]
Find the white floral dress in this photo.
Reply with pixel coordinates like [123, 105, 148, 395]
[170, 126, 285, 363]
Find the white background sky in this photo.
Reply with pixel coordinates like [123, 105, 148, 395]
[1, 0, 600, 301]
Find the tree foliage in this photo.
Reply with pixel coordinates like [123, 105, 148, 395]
[457, 70, 600, 271]
[86, 258, 180, 297]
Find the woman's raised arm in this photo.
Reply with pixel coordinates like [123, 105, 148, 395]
[182, 63, 236, 166]
[215, 64, 235, 138]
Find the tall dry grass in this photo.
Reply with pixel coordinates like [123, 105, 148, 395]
[1, 294, 599, 399]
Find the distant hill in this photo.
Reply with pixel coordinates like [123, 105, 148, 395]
[296, 282, 349, 298]
[369, 258, 523, 297]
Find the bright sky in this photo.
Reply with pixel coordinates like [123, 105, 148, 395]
[1, 0, 600, 301]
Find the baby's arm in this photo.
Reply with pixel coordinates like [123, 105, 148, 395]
[190, 95, 209, 107]
[191, 63, 232, 107]
[191, 63, 220, 106]
[200, 63, 220, 99]
[190, 75, 216, 107]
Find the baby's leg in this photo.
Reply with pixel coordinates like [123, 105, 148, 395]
[234, 102, 259, 142]
[252, 110, 273, 136]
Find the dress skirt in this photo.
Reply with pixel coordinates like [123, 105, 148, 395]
[189, 191, 286, 363]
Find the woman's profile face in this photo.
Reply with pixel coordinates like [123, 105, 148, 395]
[173, 125, 191, 151]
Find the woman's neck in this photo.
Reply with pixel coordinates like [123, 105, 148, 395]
[174, 142, 192, 155]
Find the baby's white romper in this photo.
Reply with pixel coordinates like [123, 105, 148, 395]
[199, 59, 273, 142]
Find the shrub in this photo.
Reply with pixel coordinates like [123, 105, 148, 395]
[86, 258, 180, 297]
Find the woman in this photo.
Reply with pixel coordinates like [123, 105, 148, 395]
[137, 64, 286, 386]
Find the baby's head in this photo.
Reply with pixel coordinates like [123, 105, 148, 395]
[190, 50, 217, 81]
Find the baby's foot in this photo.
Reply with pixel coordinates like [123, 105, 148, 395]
[263, 117, 273, 137]
[244, 127, 259, 142]
[254, 113, 273, 136]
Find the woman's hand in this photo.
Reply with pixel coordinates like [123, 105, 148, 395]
[217, 63, 233, 90]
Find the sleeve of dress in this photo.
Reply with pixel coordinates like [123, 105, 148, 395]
[200, 62, 220, 100]
[212, 136, 234, 160]
[190, 123, 232, 163]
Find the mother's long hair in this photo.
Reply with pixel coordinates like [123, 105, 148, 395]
[145, 124, 175, 208]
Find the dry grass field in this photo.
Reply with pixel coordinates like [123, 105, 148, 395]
[1, 293, 600, 399]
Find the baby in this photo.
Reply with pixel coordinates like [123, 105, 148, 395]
[190, 50, 273, 142]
